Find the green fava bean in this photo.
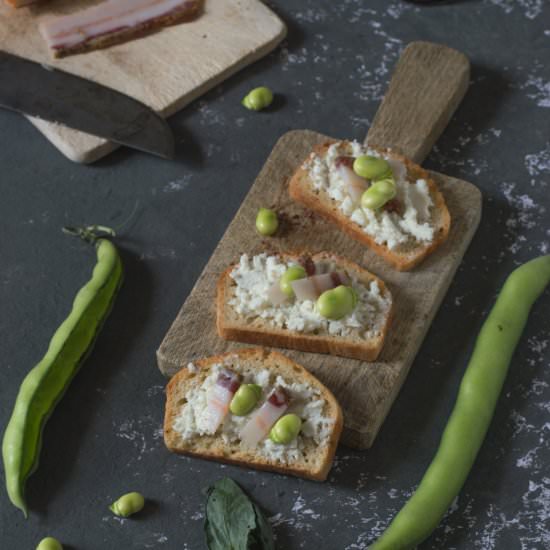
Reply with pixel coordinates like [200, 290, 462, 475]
[317, 285, 356, 320]
[36, 537, 63, 550]
[333, 285, 357, 313]
[255, 208, 278, 236]
[230, 384, 262, 416]
[110, 491, 145, 518]
[270, 414, 302, 444]
[373, 176, 396, 197]
[353, 155, 391, 180]
[242, 86, 274, 111]
[280, 265, 307, 296]
[361, 177, 396, 210]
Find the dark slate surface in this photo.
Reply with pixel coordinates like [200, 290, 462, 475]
[1, 1, 549, 548]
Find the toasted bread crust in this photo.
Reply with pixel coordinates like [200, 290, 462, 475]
[288, 142, 451, 271]
[217, 251, 393, 361]
[164, 348, 343, 481]
[50, 1, 203, 58]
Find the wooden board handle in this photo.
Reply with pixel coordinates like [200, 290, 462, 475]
[365, 41, 470, 164]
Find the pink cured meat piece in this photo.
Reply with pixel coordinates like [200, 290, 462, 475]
[205, 368, 241, 434]
[267, 281, 289, 306]
[335, 156, 368, 203]
[240, 387, 289, 447]
[291, 271, 351, 301]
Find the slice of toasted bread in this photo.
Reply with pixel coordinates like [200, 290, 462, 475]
[289, 141, 451, 271]
[217, 251, 393, 361]
[164, 348, 343, 481]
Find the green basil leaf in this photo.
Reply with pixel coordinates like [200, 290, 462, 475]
[204, 478, 274, 550]
[205, 478, 256, 550]
[251, 502, 275, 550]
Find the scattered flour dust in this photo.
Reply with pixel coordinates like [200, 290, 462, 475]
[294, 7, 329, 23]
[142, 533, 169, 547]
[291, 495, 321, 520]
[525, 144, 550, 177]
[197, 100, 226, 127]
[487, 0, 544, 19]
[163, 176, 192, 193]
[500, 182, 545, 254]
[428, 122, 495, 177]
[525, 76, 550, 108]
[146, 384, 165, 397]
[115, 414, 162, 462]
[385, 2, 418, 19]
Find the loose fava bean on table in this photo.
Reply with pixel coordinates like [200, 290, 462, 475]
[255, 207, 279, 236]
[36, 537, 63, 550]
[242, 86, 274, 111]
[110, 491, 145, 518]
[2, 226, 123, 517]
[371, 255, 550, 550]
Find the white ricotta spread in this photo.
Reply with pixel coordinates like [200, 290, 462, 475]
[173, 361, 335, 463]
[306, 141, 435, 250]
[228, 254, 391, 340]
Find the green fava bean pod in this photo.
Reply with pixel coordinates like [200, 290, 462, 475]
[36, 537, 63, 550]
[371, 255, 550, 550]
[110, 491, 145, 518]
[2, 226, 123, 517]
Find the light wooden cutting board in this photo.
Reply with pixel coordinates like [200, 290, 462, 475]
[157, 42, 483, 450]
[0, 0, 286, 163]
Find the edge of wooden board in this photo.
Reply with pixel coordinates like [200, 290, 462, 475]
[3, 0, 287, 164]
[156, 129, 482, 450]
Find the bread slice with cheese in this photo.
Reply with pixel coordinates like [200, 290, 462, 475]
[164, 348, 343, 481]
[217, 251, 393, 361]
[289, 140, 451, 271]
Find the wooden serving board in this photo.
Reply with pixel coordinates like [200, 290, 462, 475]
[157, 43, 482, 450]
[0, 0, 286, 163]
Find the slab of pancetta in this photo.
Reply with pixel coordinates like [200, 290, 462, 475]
[39, 0, 203, 58]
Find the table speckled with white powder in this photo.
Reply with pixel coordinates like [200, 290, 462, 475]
[1, 1, 549, 549]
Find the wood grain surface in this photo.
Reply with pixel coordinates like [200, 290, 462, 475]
[157, 130, 482, 449]
[157, 43, 482, 449]
[0, 0, 286, 163]
[366, 41, 470, 163]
